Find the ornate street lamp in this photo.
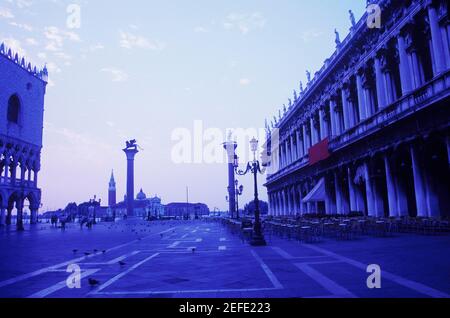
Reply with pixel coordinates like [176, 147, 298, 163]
[235, 179, 244, 219]
[235, 137, 266, 246]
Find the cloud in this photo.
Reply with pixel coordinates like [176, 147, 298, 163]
[300, 29, 324, 43]
[101, 67, 129, 82]
[9, 21, 33, 31]
[44, 26, 81, 52]
[119, 31, 165, 51]
[239, 78, 251, 86]
[6, 0, 33, 9]
[194, 26, 208, 33]
[0, 7, 14, 19]
[223, 12, 266, 35]
[25, 37, 38, 46]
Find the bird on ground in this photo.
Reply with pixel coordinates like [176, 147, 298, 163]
[191, 248, 196, 253]
[88, 278, 100, 286]
[102, 250, 107, 254]
[119, 261, 126, 266]
[84, 252, 91, 256]
[73, 249, 78, 254]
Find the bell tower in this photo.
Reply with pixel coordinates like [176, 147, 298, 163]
[108, 170, 117, 207]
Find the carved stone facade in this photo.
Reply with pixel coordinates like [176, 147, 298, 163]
[0, 43, 48, 230]
[265, 0, 450, 218]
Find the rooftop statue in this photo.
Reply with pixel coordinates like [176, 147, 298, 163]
[125, 139, 138, 150]
[335, 28, 341, 46]
[349, 10, 356, 27]
[306, 71, 311, 83]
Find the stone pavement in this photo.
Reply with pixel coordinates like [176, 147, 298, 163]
[0, 220, 449, 298]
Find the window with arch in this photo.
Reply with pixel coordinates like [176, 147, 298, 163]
[7, 94, 20, 124]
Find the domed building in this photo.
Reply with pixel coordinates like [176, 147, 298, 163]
[108, 173, 165, 219]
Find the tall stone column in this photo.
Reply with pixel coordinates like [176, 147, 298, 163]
[319, 107, 328, 140]
[384, 155, 398, 217]
[427, 3, 447, 74]
[310, 117, 317, 145]
[296, 130, 303, 158]
[374, 56, 387, 109]
[302, 124, 308, 155]
[334, 171, 343, 214]
[410, 145, 428, 217]
[298, 184, 305, 215]
[223, 141, 237, 218]
[356, 72, 367, 121]
[397, 34, 413, 94]
[123, 144, 139, 218]
[290, 134, 296, 162]
[329, 99, 337, 136]
[347, 167, 357, 213]
[364, 161, 376, 217]
[292, 185, 298, 215]
[341, 86, 351, 131]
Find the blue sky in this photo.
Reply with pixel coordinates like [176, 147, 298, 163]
[0, 0, 366, 211]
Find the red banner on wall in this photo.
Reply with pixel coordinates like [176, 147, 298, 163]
[308, 138, 330, 166]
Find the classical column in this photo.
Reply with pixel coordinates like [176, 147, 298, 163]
[284, 140, 290, 166]
[374, 55, 388, 109]
[292, 185, 298, 215]
[364, 161, 376, 217]
[341, 86, 351, 130]
[410, 145, 428, 217]
[290, 134, 296, 162]
[283, 189, 288, 216]
[424, 164, 440, 218]
[427, 3, 447, 74]
[298, 184, 305, 215]
[302, 124, 308, 154]
[296, 130, 304, 158]
[0, 207, 6, 226]
[310, 117, 317, 145]
[334, 171, 343, 214]
[397, 34, 413, 95]
[329, 99, 337, 136]
[384, 155, 398, 217]
[123, 145, 140, 218]
[319, 107, 328, 140]
[356, 72, 367, 122]
[347, 168, 357, 213]
[16, 199, 24, 231]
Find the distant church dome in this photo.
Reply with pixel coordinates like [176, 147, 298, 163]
[136, 189, 147, 200]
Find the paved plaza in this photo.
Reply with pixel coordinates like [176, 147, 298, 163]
[0, 220, 449, 298]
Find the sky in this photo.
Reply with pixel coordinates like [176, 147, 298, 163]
[0, 0, 366, 212]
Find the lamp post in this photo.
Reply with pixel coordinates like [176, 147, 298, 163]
[235, 180, 244, 219]
[235, 138, 266, 246]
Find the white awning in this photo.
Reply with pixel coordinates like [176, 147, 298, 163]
[302, 178, 326, 203]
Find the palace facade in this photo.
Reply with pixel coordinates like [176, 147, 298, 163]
[0, 43, 48, 230]
[265, 0, 450, 219]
